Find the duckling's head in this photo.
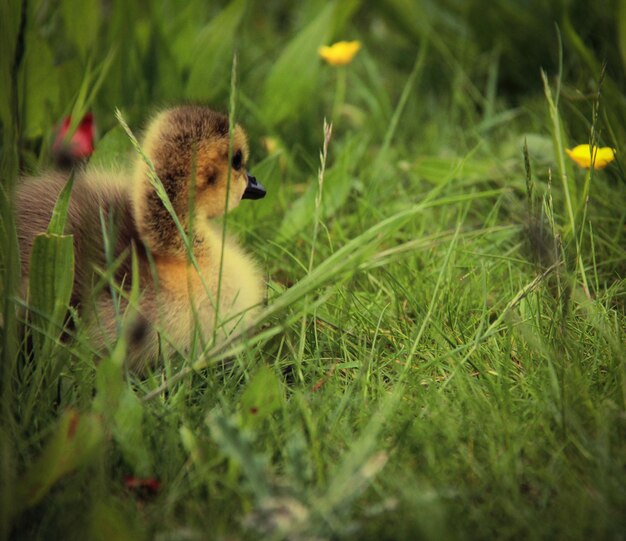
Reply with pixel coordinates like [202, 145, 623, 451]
[132, 106, 265, 256]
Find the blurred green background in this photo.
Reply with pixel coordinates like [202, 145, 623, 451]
[2, 0, 625, 177]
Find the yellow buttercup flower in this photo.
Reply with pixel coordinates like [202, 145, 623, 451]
[318, 40, 362, 66]
[565, 144, 616, 170]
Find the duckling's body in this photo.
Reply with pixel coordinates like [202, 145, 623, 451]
[16, 106, 266, 371]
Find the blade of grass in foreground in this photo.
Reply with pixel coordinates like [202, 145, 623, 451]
[22, 174, 76, 425]
[541, 61, 590, 300]
[215, 52, 239, 343]
[296, 119, 333, 383]
[142, 187, 506, 401]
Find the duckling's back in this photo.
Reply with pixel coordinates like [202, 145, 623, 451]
[15, 169, 146, 309]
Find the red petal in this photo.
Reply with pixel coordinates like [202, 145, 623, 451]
[123, 475, 161, 493]
[66, 410, 80, 439]
[52, 113, 95, 160]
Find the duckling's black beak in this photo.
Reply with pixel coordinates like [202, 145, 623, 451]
[242, 173, 266, 200]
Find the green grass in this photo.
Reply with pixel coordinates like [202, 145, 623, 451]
[2, 1, 626, 539]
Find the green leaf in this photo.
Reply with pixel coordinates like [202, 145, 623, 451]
[93, 354, 125, 418]
[278, 182, 317, 240]
[167, 3, 208, 68]
[620, 0, 626, 72]
[112, 389, 153, 476]
[17, 409, 104, 509]
[260, 2, 336, 125]
[241, 366, 284, 427]
[185, 0, 247, 102]
[27, 172, 75, 345]
[47, 173, 75, 236]
[28, 233, 75, 356]
[88, 125, 134, 171]
[20, 30, 60, 139]
[62, 0, 100, 58]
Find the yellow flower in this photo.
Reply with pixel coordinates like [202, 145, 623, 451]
[565, 144, 616, 170]
[318, 40, 362, 66]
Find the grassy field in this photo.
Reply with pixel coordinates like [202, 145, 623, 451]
[1, 1, 626, 539]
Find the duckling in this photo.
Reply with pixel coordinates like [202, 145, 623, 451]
[16, 105, 266, 371]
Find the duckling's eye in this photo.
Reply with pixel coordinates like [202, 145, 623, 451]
[232, 149, 243, 171]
